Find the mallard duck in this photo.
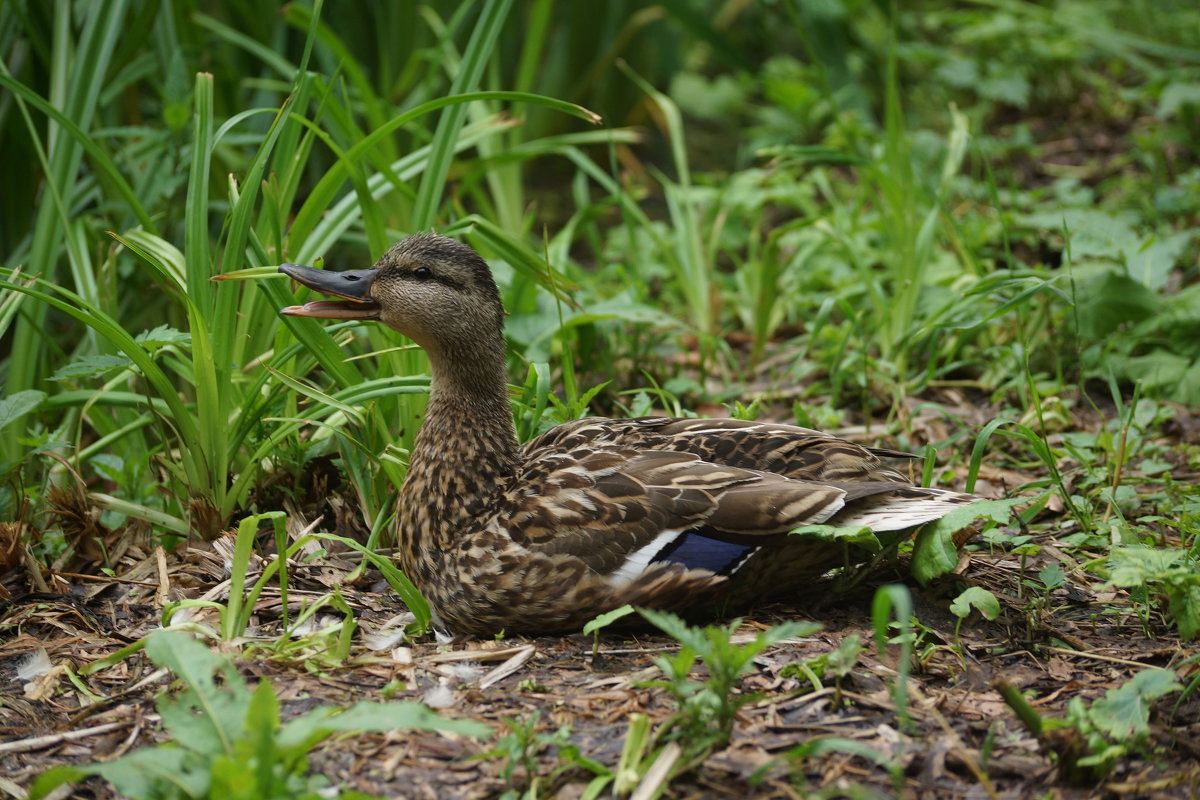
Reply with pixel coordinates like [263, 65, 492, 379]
[279, 233, 978, 637]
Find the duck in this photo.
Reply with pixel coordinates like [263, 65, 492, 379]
[279, 233, 979, 638]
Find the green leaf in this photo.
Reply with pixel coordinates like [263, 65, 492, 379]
[29, 766, 88, 800]
[147, 631, 249, 757]
[784, 735, 891, 766]
[49, 355, 132, 381]
[1125, 230, 1194, 291]
[583, 604, 636, 636]
[1016, 209, 1140, 261]
[318, 700, 492, 738]
[1039, 562, 1066, 590]
[638, 607, 707, 652]
[310, 532, 431, 632]
[1105, 545, 1184, 587]
[949, 586, 1001, 621]
[912, 499, 1019, 584]
[1166, 581, 1200, 640]
[0, 390, 46, 433]
[1075, 271, 1162, 339]
[1088, 669, 1183, 741]
[43, 747, 198, 800]
[822, 634, 864, 680]
[135, 324, 192, 352]
[787, 523, 880, 550]
[1157, 80, 1200, 118]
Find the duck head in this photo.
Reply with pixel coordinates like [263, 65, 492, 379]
[279, 233, 505, 357]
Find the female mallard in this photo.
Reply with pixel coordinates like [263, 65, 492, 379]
[280, 233, 978, 637]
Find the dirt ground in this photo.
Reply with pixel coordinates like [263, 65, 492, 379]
[2, 518, 1198, 799]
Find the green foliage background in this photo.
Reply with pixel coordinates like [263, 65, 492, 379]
[1, 0, 1197, 546]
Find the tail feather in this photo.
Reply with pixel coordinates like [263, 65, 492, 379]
[833, 489, 977, 532]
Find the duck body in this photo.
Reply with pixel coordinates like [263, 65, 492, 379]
[280, 233, 978, 637]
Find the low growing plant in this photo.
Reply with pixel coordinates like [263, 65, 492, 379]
[32, 630, 489, 800]
[639, 608, 818, 762]
[997, 667, 1183, 784]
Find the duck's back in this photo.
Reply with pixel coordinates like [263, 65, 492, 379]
[522, 416, 919, 483]
[496, 416, 978, 618]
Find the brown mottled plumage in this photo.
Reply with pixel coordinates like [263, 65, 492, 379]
[280, 233, 979, 637]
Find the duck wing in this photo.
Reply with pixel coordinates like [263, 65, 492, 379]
[522, 416, 917, 483]
[502, 440, 972, 590]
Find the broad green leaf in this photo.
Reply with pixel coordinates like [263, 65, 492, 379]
[1016, 208, 1140, 260]
[949, 586, 1001, 621]
[0, 390, 46, 433]
[147, 631, 249, 757]
[788, 523, 880, 551]
[1166, 582, 1200, 640]
[583, 604, 637, 636]
[1157, 80, 1200, 118]
[1088, 669, 1183, 741]
[912, 499, 1019, 584]
[31, 747, 198, 800]
[49, 355, 132, 381]
[1125, 230, 1194, 292]
[1076, 271, 1162, 339]
[1105, 545, 1184, 586]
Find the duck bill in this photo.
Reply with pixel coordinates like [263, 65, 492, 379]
[279, 263, 381, 320]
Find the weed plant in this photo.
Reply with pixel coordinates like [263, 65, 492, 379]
[31, 630, 489, 800]
[2, 1, 1200, 793]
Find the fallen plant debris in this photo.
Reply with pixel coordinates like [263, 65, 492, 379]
[2, 463, 1198, 799]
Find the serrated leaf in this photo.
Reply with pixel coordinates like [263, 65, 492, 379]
[1088, 669, 1183, 741]
[639, 607, 706, 651]
[949, 586, 1000, 620]
[49, 354, 134, 381]
[1105, 545, 1184, 587]
[1165, 581, 1200, 640]
[135, 324, 191, 352]
[1039, 562, 1065, 590]
[0, 390, 45, 434]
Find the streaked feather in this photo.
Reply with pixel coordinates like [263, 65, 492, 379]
[280, 234, 984, 637]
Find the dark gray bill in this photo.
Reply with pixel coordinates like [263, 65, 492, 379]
[279, 263, 381, 320]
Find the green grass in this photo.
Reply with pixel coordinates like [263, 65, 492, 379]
[2, 0, 1200, 795]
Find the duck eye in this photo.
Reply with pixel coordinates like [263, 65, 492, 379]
[412, 266, 432, 279]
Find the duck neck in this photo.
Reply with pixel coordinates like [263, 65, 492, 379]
[396, 337, 518, 579]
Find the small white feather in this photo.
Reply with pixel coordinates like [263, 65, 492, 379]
[423, 684, 456, 708]
[17, 648, 52, 682]
[448, 662, 484, 683]
[363, 627, 408, 651]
